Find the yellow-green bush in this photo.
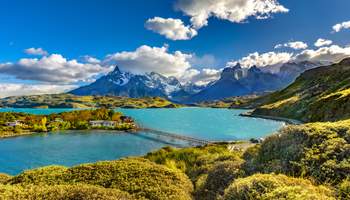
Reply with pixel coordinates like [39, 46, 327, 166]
[338, 179, 350, 200]
[244, 120, 350, 185]
[195, 160, 244, 200]
[0, 184, 135, 200]
[9, 166, 68, 185]
[145, 144, 242, 182]
[223, 174, 335, 200]
[0, 173, 11, 184]
[7, 158, 193, 200]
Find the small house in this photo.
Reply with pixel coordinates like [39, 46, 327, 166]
[89, 120, 116, 128]
[6, 120, 23, 127]
[54, 118, 64, 122]
[120, 116, 134, 123]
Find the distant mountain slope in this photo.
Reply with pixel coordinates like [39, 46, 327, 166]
[0, 94, 180, 109]
[186, 64, 286, 103]
[251, 58, 350, 122]
[70, 66, 190, 101]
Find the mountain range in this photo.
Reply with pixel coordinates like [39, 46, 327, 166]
[70, 61, 321, 103]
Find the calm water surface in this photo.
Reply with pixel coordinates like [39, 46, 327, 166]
[0, 107, 284, 175]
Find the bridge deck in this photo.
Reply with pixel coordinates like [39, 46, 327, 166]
[140, 128, 212, 145]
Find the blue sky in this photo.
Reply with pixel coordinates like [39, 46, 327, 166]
[0, 0, 350, 97]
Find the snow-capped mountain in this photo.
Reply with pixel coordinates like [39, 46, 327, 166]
[71, 61, 324, 103]
[70, 66, 189, 100]
[185, 64, 287, 103]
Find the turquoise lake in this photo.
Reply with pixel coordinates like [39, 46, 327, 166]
[0, 108, 284, 175]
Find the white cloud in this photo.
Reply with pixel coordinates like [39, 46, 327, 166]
[229, 44, 350, 70]
[294, 45, 350, 63]
[314, 38, 333, 47]
[0, 83, 76, 98]
[175, 0, 289, 29]
[145, 17, 198, 40]
[0, 54, 109, 84]
[227, 51, 293, 68]
[332, 20, 350, 32]
[104, 45, 192, 77]
[24, 47, 48, 56]
[82, 55, 101, 64]
[180, 68, 221, 85]
[275, 41, 308, 50]
[188, 54, 217, 68]
[147, 0, 288, 40]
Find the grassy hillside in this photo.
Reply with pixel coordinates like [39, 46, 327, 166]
[251, 58, 350, 122]
[1, 119, 348, 199]
[0, 94, 181, 109]
[194, 95, 261, 108]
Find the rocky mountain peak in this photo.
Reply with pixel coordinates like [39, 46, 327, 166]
[339, 57, 350, 65]
[110, 65, 122, 75]
[248, 65, 261, 74]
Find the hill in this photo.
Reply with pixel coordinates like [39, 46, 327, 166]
[0, 94, 180, 109]
[250, 58, 350, 122]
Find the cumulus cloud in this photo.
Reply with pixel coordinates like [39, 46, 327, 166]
[145, 17, 197, 40]
[104, 45, 192, 77]
[82, 55, 101, 64]
[188, 54, 218, 68]
[314, 38, 333, 47]
[0, 54, 109, 84]
[227, 51, 293, 68]
[175, 0, 289, 29]
[332, 20, 350, 32]
[147, 0, 288, 40]
[0, 83, 76, 98]
[294, 45, 350, 63]
[180, 68, 221, 85]
[274, 41, 308, 50]
[228, 44, 350, 70]
[24, 47, 48, 56]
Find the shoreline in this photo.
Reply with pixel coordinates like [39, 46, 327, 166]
[239, 111, 303, 125]
[0, 128, 139, 140]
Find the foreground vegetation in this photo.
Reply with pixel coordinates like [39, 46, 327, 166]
[0, 108, 136, 138]
[0, 94, 181, 109]
[0, 119, 348, 199]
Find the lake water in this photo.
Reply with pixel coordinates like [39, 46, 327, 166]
[0, 107, 284, 175]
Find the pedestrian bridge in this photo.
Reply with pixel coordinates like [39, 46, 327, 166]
[139, 128, 212, 146]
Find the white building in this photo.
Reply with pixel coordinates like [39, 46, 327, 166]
[6, 120, 23, 127]
[89, 120, 116, 128]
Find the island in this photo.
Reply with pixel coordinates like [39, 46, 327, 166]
[0, 108, 137, 138]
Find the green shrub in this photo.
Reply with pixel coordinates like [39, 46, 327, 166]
[244, 120, 350, 185]
[9, 166, 68, 185]
[0, 173, 12, 184]
[8, 158, 193, 200]
[338, 179, 350, 200]
[195, 160, 244, 200]
[0, 184, 135, 200]
[145, 144, 242, 182]
[223, 174, 335, 200]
